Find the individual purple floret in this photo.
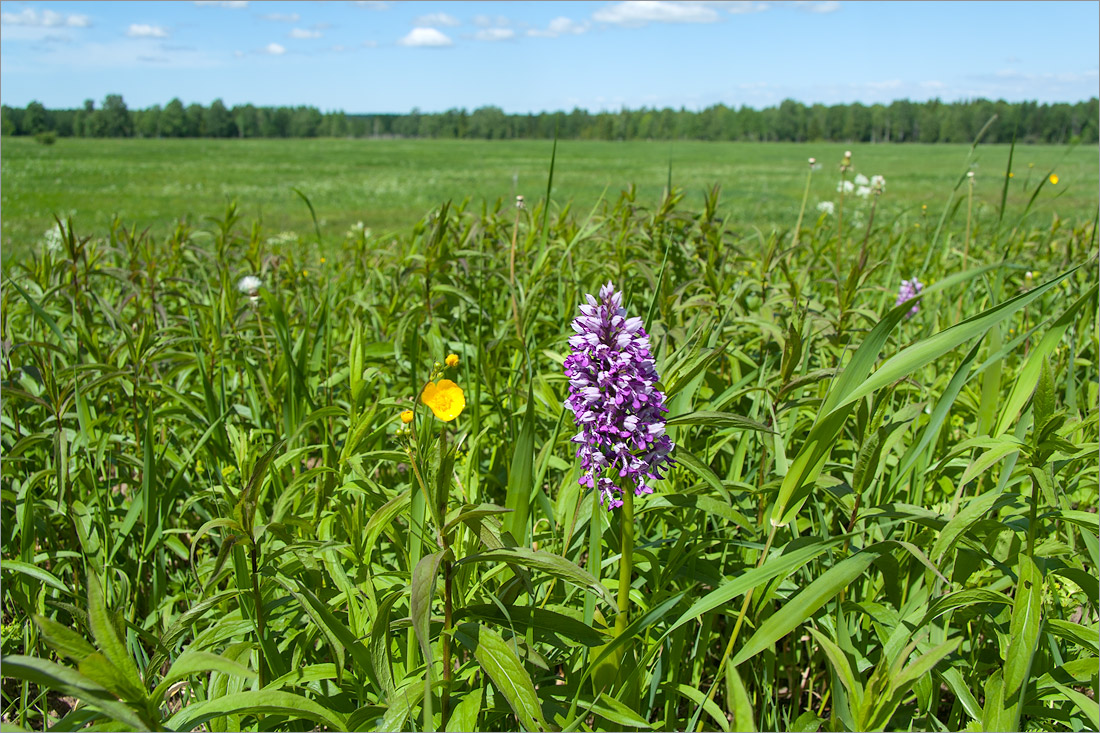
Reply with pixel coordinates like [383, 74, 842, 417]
[563, 282, 675, 510]
[896, 277, 923, 318]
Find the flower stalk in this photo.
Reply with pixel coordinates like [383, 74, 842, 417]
[792, 157, 816, 247]
[615, 485, 635, 636]
[509, 195, 524, 342]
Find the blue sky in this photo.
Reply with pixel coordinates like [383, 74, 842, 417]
[1, 1, 1097, 113]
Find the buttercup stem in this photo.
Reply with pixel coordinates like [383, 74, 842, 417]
[439, 426, 452, 725]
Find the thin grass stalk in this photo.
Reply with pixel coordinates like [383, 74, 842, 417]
[793, 160, 814, 247]
[509, 200, 523, 342]
[958, 173, 975, 321]
[693, 521, 778, 732]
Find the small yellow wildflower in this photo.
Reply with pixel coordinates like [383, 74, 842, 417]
[1008, 172, 1014, 178]
[320, 257, 327, 264]
[421, 379, 465, 422]
[1049, 174, 1059, 185]
[302, 269, 308, 277]
[445, 353, 459, 368]
[195, 459, 205, 474]
[400, 409, 414, 424]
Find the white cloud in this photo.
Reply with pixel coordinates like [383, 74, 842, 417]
[725, 1, 770, 13]
[473, 15, 510, 28]
[528, 17, 589, 38]
[264, 42, 285, 54]
[413, 12, 460, 27]
[15, 38, 220, 70]
[354, 1, 390, 9]
[1, 7, 91, 28]
[398, 27, 452, 47]
[362, 39, 378, 47]
[289, 28, 321, 39]
[795, 1, 841, 13]
[126, 24, 168, 38]
[194, 1, 248, 7]
[475, 28, 515, 41]
[593, 1, 720, 27]
[262, 12, 300, 22]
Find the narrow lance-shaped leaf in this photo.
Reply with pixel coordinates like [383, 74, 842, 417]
[732, 548, 882, 667]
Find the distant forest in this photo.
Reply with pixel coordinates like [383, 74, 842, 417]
[3, 95, 1097, 144]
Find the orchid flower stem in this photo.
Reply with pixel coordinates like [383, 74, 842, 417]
[615, 486, 635, 637]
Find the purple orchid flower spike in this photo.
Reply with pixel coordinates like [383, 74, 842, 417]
[563, 282, 675, 509]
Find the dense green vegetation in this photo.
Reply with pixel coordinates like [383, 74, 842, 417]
[4, 94, 1097, 144]
[1, 136, 1097, 731]
[3, 137, 1097, 264]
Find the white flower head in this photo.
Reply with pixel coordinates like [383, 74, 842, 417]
[856, 185, 872, 198]
[854, 173, 870, 186]
[837, 180, 855, 194]
[808, 157, 816, 165]
[237, 275, 263, 296]
[816, 201, 835, 216]
[267, 231, 299, 247]
[42, 224, 64, 254]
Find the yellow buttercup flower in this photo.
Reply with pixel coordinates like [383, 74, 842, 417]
[445, 353, 459, 368]
[1049, 174, 1059, 185]
[400, 409, 414, 424]
[421, 379, 465, 422]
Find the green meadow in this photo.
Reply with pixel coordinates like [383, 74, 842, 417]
[1, 136, 1098, 732]
[1, 137, 1097, 262]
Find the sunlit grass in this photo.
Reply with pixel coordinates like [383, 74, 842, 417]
[1, 141, 1097, 732]
[2, 137, 1097, 264]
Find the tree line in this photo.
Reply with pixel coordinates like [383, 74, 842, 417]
[3, 94, 1097, 144]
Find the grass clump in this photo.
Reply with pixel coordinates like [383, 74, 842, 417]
[1, 146, 1097, 732]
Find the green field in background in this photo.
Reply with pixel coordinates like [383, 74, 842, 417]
[2, 137, 1096, 262]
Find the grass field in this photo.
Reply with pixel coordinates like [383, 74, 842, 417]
[1, 136, 1098, 732]
[2, 137, 1097, 263]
